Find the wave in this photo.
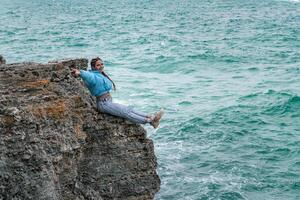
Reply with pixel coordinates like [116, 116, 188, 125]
[262, 91, 300, 117]
[237, 90, 300, 116]
[179, 117, 210, 133]
[204, 90, 300, 134]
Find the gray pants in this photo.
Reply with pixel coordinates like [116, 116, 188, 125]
[97, 97, 149, 124]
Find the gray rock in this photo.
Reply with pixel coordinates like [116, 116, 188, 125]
[0, 59, 160, 200]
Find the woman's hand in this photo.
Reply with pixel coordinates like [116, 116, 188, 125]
[71, 68, 80, 77]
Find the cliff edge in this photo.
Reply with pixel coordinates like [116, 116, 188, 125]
[0, 57, 160, 200]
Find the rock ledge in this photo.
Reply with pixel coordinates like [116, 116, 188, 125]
[0, 57, 160, 200]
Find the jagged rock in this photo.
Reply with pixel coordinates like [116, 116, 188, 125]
[48, 58, 88, 70]
[0, 55, 6, 65]
[0, 59, 160, 200]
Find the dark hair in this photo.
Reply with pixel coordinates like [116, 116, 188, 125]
[90, 57, 116, 90]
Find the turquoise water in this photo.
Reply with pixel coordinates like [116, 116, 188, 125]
[1, 0, 300, 199]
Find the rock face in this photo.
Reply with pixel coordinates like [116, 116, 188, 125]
[0, 57, 160, 200]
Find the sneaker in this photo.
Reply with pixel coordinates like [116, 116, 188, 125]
[150, 109, 164, 129]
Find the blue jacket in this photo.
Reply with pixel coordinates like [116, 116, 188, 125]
[80, 70, 112, 96]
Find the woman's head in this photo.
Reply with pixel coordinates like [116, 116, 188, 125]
[91, 57, 104, 71]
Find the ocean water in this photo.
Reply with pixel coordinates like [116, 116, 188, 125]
[1, 0, 300, 199]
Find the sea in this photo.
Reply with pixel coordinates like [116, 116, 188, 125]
[1, 0, 300, 199]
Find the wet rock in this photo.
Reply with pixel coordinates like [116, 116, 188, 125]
[0, 58, 160, 200]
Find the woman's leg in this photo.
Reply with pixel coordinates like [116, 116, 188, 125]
[131, 109, 149, 118]
[99, 100, 150, 124]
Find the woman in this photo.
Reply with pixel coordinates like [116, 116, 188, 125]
[71, 57, 164, 129]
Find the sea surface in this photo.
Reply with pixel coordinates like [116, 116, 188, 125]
[1, 0, 300, 199]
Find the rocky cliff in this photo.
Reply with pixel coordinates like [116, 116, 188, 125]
[0, 57, 160, 200]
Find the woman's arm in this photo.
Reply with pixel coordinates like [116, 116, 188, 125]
[71, 68, 96, 87]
